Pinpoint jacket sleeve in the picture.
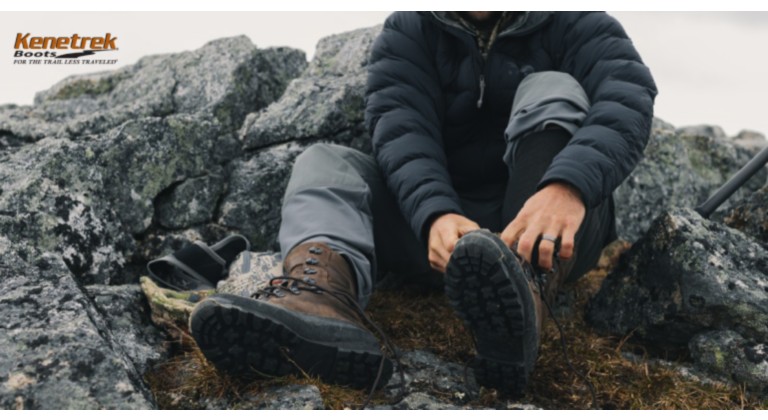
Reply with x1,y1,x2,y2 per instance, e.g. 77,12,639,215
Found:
365,12,464,242
540,12,658,208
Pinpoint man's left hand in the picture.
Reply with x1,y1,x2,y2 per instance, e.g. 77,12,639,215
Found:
500,182,585,271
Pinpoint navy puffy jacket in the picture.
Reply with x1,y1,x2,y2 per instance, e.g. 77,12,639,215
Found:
364,11,657,242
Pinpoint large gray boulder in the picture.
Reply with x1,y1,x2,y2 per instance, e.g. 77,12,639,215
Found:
216,142,306,249
219,26,382,250
613,129,766,242
588,207,768,389
689,330,767,393
732,129,768,154
675,124,727,140
0,35,307,409
0,136,134,284
0,37,306,142
86,284,169,375
0,239,155,409
724,184,768,246
240,25,380,153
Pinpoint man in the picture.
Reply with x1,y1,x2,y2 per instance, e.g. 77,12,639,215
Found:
189,11,656,396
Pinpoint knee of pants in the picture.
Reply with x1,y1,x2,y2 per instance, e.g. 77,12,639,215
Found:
505,71,590,146
285,143,369,197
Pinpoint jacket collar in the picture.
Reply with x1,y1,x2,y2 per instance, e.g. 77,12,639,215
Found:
425,11,553,39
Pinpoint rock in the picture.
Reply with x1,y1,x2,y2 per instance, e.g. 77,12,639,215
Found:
614,131,767,242
240,26,381,153
0,115,238,284
0,239,155,409
724,185,768,245
689,330,768,392
731,129,768,154
507,402,543,409
384,350,477,404
651,117,675,132
0,37,305,142
216,141,307,250
0,31,390,410
86,284,170,375
156,174,226,230
243,385,324,409
96,115,238,235
588,207,768,350
676,124,727,140
0,137,134,285
389,392,462,409
217,30,386,253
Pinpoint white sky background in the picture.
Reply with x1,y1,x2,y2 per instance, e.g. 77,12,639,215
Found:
2,11,768,137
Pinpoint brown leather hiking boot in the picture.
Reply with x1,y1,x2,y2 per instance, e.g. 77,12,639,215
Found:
443,229,573,397
189,242,392,389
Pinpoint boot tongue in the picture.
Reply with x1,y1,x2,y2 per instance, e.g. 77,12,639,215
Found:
284,242,359,299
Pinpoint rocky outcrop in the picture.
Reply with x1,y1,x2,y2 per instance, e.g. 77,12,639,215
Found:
0,36,305,409
220,26,381,249
689,330,767,393
588,207,768,390
0,239,155,409
240,25,379,153
732,130,768,154
0,37,304,141
613,124,766,242
724,184,768,246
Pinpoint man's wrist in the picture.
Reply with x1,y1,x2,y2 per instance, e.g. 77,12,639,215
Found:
542,180,585,206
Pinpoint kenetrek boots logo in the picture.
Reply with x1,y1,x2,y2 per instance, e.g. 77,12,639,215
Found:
13,33,119,65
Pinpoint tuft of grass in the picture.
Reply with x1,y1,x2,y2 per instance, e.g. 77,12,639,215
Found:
145,240,767,409
145,330,376,409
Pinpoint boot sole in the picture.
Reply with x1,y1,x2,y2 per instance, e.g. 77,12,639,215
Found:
189,294,393,390
444,230,539,397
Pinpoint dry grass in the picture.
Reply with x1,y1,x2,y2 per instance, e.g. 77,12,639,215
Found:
145,332,375,409
145,241,768,409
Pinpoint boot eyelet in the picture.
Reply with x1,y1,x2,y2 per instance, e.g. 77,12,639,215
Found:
304,268,317,275
306,258,319,265
309,246,323,254
303,277,316,285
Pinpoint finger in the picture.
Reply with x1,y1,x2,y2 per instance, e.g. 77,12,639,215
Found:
538,234,557,271
516,227,540,264
442,229,460,254
500,219,525,249
457,222,480,237
559,223,578,260
428,247,447,273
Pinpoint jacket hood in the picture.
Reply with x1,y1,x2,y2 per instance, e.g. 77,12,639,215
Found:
424,11,553,38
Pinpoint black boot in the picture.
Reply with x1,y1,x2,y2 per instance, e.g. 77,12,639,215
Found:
444,229,571,396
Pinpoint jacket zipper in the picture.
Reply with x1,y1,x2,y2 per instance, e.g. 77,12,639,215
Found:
477,74,486,109
429,12,531,110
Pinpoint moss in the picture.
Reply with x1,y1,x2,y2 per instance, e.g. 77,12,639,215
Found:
50,74,127,101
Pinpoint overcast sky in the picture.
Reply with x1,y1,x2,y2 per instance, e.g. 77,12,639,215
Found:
2,11,768,137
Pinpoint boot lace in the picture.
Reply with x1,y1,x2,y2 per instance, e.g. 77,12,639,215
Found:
252,275,406,409
519,252,599,409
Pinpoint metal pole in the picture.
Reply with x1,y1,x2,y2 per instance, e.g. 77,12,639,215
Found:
695,146,768,219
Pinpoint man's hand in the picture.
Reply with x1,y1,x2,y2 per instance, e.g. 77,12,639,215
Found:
428,213,480,272
500,182,585,271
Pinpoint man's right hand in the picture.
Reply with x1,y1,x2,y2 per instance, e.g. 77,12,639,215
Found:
428,213,480,273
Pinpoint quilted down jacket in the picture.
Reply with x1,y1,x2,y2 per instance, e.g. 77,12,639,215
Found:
364,11,657,241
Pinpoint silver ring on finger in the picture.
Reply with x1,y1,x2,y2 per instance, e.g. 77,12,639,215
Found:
541,233,558,243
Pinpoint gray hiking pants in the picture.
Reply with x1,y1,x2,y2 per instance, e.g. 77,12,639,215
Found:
278,72,615,306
